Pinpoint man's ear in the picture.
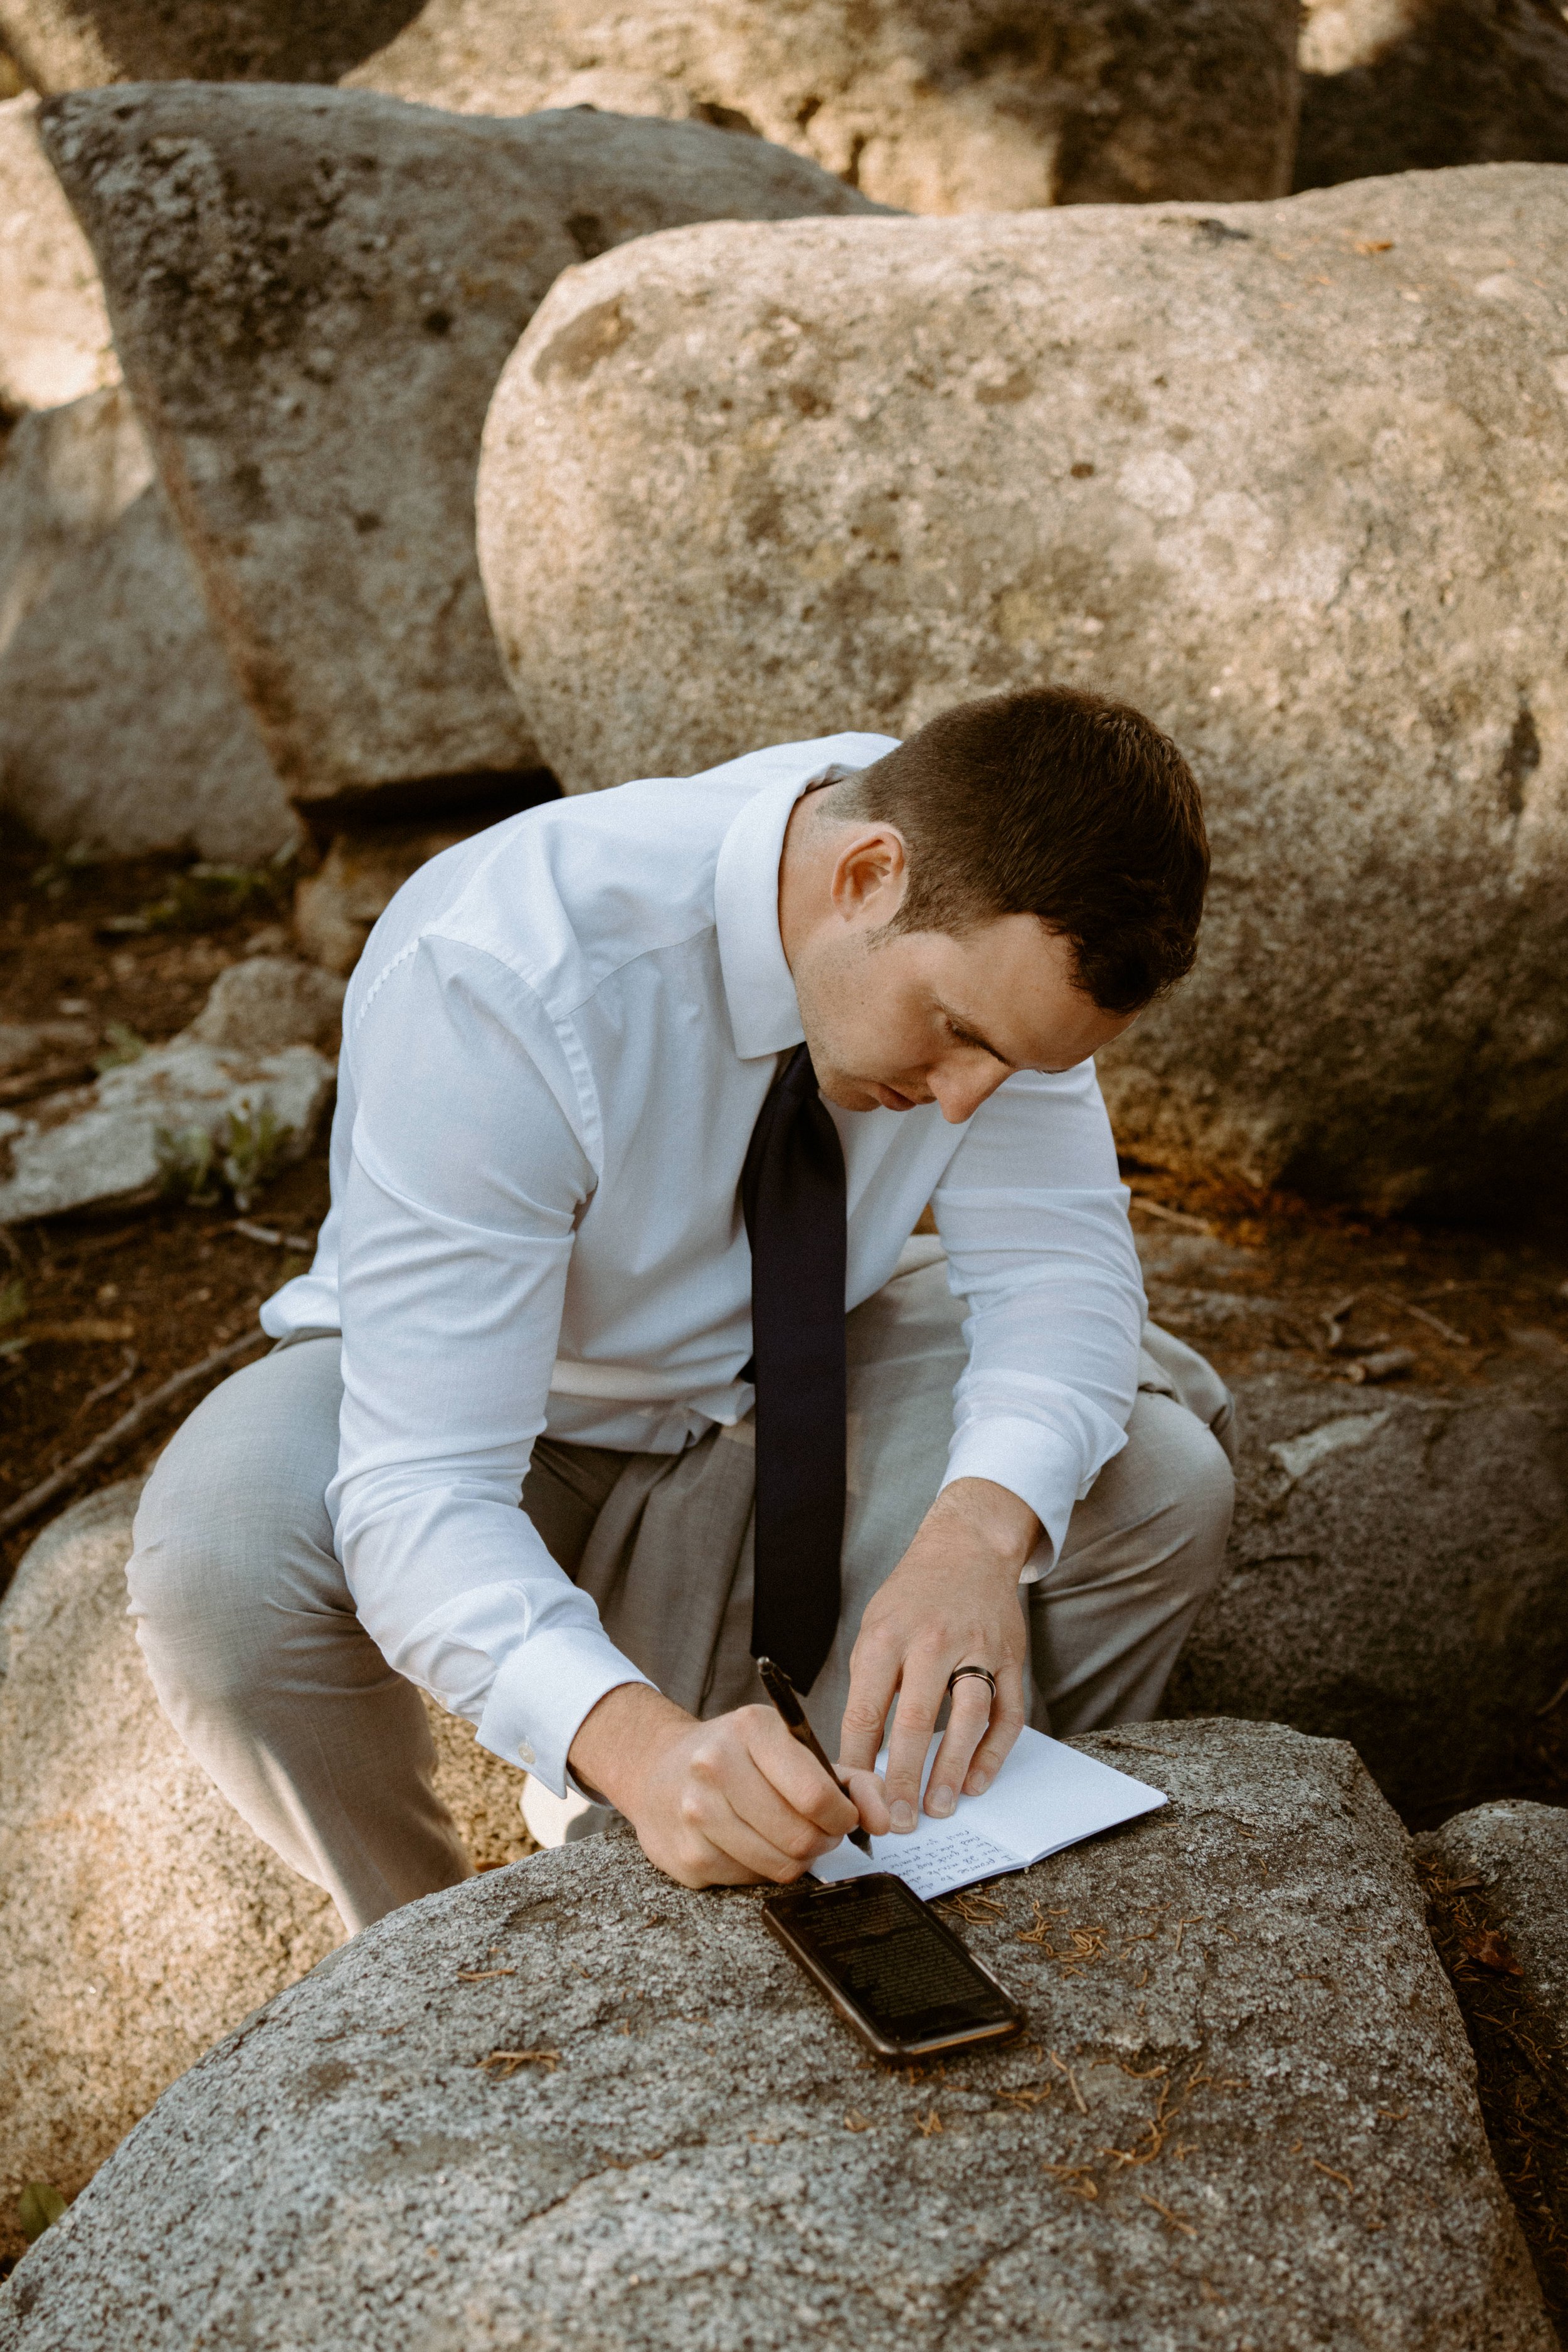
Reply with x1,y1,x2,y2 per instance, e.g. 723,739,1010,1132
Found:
830,825,908,926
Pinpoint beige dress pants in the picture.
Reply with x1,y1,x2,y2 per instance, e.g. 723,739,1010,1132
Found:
129,1249,1236,1933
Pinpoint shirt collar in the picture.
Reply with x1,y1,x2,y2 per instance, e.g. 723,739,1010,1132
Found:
714,759,862,1061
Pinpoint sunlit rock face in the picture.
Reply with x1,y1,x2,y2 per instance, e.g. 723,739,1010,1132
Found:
346,0,1302,213
40,85,884,825
477,165,1568,1214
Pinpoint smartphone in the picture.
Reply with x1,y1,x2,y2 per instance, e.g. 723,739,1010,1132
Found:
763,1872,1025,2061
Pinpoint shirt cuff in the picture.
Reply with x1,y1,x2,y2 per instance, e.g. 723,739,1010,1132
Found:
941,1414,1111,1585
476,1624,653,1797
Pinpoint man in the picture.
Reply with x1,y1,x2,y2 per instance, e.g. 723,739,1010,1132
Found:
130,687,1235,1932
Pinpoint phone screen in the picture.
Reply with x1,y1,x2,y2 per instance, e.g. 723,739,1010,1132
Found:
764,1873,1022,2055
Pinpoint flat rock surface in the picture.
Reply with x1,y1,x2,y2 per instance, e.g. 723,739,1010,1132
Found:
349,0,1300,212
1167,1359,1568,1818
1296,0,1568,190
1,1719,1552,2349
0,95,116,413
0,1480,532,2265
40,85,884,821
477,164,1568,1217
0,388,297,863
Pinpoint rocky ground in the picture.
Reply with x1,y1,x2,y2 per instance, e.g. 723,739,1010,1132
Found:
0,824,330,1586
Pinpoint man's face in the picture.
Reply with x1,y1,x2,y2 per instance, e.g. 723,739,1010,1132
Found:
779,802,1134,1125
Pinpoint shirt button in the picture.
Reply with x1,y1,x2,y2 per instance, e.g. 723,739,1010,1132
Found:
517,1742,536,1768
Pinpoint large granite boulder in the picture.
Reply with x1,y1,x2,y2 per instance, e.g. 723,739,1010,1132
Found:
0,1,425,90
0,1480,532,2268
477,164,1568,1215
38,87,885,829
1296,0,1568,190
0,94,116,413
1166,1360,1568,1820
0,1717,1551,2348
0,388,296,862
1419,1800,1568,2311
348,0,1301,212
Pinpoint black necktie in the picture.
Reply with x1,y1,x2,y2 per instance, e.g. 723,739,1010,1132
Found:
741,1042,847,1693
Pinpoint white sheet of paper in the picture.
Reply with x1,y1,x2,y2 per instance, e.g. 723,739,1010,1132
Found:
811,1724,1165,1901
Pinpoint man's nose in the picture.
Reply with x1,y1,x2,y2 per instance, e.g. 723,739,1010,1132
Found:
928,1061,1008,1125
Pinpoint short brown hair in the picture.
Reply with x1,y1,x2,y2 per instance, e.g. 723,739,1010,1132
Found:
836,686,1209,1014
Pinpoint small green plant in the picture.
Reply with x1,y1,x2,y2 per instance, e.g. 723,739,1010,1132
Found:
92,1020,149,1074
155,1123,221,1206
156,1106,297,1213
220,1103,295,1213
29,845,97,903
105,854,295,938
17,2183,66,2243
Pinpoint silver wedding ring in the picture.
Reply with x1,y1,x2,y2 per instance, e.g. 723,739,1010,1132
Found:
947,1663,997,1700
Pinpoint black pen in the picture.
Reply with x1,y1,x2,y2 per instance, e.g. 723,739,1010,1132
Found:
756,1656,873,1856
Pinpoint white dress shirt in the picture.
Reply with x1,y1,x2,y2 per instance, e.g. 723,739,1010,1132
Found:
262,733,1147,1795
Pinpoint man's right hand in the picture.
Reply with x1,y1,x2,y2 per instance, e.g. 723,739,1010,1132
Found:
568,1682,888,1887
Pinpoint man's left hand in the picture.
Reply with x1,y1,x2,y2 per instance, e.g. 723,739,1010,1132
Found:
835,1476,1037,1834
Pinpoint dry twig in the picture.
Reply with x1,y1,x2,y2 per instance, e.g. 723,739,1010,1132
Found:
1375,1290,1471,1347
0,1325,268,1536
73,1345,139,1419
1139,2190,1197,2237
1051,2052,1089,2114
1320,1295,1358,1352
1129,1196,1214,1235
937,1888,1005,1926
232,1219,315,1252
1042,2162,1099,2199
1017,1903,1107,1974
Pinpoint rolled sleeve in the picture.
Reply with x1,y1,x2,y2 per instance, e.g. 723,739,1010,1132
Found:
933,1059,1145,1574
942,1413,1085,1576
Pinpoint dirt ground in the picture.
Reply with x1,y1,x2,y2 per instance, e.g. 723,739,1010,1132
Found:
0,825,331,1587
